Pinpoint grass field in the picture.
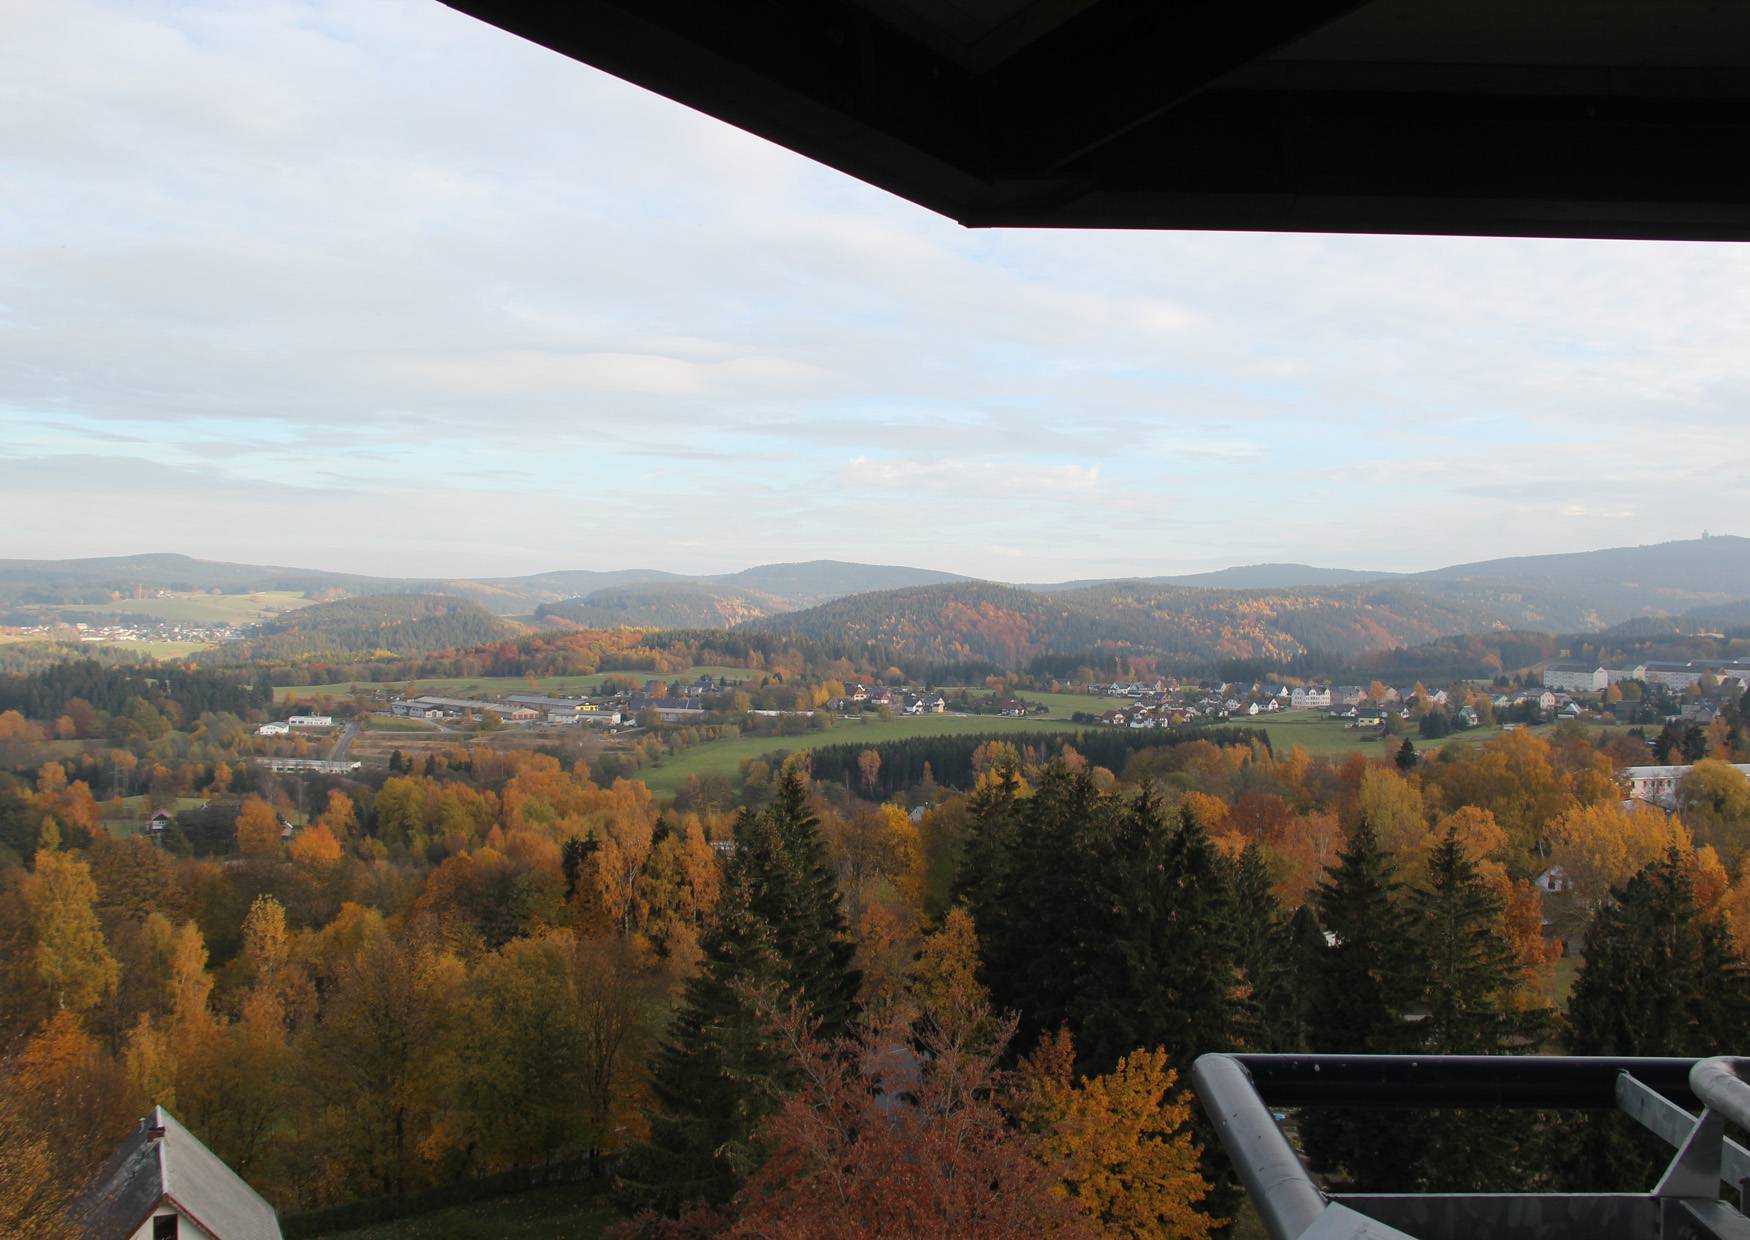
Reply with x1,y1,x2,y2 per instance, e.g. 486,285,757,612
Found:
25,590,311,626
361,715,442,733
305,1183,617,1240
937,687,1113,719
276,666,753,703
637,714,1082,795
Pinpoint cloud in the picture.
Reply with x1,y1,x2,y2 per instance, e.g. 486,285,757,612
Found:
841,457,1104,500
1,0,1746,580
382,350,829,398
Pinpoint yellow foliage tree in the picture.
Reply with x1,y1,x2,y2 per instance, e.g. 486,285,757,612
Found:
1548,802,1691,907
26,850,119,1014
289,822,342,869
1019,1028,1215,1240
909,906,991,1033
235,796,282,858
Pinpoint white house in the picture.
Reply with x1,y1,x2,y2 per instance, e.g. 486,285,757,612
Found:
71,1106,282,1239
1290,685,1332,710
286,715,333,728
1535,865,1572,894
256,721,289,736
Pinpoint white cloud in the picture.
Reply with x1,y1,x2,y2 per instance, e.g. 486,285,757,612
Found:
841,457,1104,500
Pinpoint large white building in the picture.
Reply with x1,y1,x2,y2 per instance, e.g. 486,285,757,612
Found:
1624,763,1750,809
1542,662,1608,693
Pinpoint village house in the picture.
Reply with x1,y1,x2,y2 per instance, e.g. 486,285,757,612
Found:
1289,685,1332,710
72,1106,282,1239
286,715,333,728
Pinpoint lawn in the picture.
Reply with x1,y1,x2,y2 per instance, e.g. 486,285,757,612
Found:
637,714,1084,796
937,687,1114,719
275,666,753,703
361,714,442,733
302,1183,618,1240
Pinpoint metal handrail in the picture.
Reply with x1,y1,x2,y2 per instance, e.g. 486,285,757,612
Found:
1191,1053,1327,1240
1691,1058,1750,1133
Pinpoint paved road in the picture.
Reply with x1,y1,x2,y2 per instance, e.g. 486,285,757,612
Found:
329,720,359,762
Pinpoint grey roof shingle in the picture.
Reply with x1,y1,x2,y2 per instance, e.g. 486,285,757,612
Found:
71,1107,281,1240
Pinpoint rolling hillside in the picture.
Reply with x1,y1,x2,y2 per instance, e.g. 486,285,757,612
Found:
204,595,517,662
5,538,1745,655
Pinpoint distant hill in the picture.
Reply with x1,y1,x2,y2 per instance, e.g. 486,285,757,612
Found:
5,537,1745,657
206,594,516,662
745,539,1750,668
539,582,777,630
1417,536,1750,611
0,554,965,621
1029,563,1393,591
743,577,1600,668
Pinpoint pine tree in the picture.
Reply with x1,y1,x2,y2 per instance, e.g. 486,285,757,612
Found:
1075,794,1240,1076
615,871,790,1213
1405,828,1551,1190
618,772,862,1213
758,770,860,1037
979,763,1098,1053
1227,844,1287,1050
1271,904,1327,1051
1303,816,1420,1189
1566,847,1750,1189
1412,827,1547,1055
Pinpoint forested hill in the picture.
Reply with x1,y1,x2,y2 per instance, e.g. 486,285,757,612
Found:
742,570,1750,669
204,594,516,662
538,582,778,630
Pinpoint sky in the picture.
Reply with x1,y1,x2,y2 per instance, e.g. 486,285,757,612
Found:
4,0,1749,583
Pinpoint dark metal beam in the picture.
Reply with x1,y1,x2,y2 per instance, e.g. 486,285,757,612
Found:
1334,1193,1657,1240
1230,1054,1702,1110
981,0,1372,173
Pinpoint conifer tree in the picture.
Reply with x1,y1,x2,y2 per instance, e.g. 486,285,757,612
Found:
1227,844,1287,1050
1566,847,1750,1189
616,870,790,1213
1303,816,1419,1188
1413,827,1547,1054
619,772,862,1213
1271,903,1327,1051
977,762,1097,1053
1405,827,1550,1190
757,770,860,1037
1075,793,1240,1076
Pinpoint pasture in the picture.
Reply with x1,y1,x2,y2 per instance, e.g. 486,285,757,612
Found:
636,713,1082,796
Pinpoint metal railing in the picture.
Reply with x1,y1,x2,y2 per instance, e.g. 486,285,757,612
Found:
1192,1053,1750,1240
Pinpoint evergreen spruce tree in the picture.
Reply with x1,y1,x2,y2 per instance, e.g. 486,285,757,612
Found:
1412,827,1547,1055
951,758,1023,931
1303,816,1420,1189
1405,827,1551,1190
753,771,860,1037
1271,903,1327,1052
616,870,790,1213
979,762,1098,1053
1075,795,1241,1075
1227,843,1287,1050
1565,848,1750,1189
618,772,862,1213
